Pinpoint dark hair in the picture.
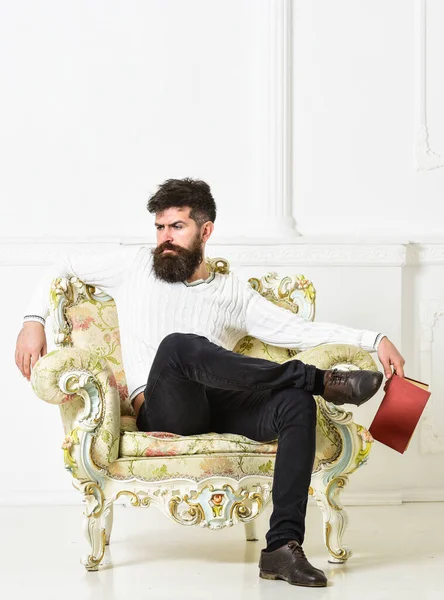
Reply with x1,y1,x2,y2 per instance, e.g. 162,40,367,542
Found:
147,178,217,226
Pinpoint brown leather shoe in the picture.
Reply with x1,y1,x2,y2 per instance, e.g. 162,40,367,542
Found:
322,369,383,406
259,541,327,587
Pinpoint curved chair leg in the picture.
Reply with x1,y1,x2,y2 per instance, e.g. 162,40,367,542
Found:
312,476,352,563
80,483,110,571
244,520,258,541
104,502,113,546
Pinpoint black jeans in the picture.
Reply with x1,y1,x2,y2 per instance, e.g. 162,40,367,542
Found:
136,333,318,547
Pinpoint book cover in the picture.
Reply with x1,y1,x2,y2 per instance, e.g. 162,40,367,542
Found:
368,374,431,454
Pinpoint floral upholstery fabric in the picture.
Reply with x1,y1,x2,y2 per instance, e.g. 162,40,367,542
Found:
120,426,278,458
107,454,277,482
119,412,339,474
64,294,133,416
232,335,299,363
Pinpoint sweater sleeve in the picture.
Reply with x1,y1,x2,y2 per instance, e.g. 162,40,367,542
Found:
242,281,381,352
23,245,139,326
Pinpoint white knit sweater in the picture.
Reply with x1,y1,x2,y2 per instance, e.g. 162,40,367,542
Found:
24,245,382,402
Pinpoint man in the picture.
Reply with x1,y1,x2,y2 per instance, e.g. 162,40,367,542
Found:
16,177,405,588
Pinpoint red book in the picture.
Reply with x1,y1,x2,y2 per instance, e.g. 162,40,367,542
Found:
368,374,431,454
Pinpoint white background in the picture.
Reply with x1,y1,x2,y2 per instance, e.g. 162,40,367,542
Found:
1,0,443,505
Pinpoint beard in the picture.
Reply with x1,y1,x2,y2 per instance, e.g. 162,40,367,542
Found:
151,234,204,283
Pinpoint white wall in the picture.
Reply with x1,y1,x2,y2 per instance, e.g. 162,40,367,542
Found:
1,1,443,506
0,0,264,239
292,0,444,238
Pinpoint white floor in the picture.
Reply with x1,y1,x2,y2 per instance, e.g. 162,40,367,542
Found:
0,502,443,600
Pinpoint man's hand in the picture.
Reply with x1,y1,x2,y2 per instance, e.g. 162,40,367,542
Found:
377,336,405,379
15,322,47,381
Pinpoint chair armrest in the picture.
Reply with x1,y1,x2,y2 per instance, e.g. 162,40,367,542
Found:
31,348,121,469
286,343,378,433
291,343,379,373
292,344,377,480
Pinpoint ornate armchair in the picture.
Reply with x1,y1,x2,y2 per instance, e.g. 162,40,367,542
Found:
31,257,377,571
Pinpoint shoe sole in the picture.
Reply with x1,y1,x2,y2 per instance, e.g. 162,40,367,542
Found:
259,569,327,587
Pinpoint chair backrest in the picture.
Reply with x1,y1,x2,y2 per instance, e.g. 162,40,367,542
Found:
50,256,316,416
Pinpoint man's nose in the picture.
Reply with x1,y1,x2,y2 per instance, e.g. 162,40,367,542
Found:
159,229,174,244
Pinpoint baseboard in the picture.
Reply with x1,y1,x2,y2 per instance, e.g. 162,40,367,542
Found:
308,490,444,505
0,490,83,507
0,491,127,507
402,489,444,502
308,491,403,506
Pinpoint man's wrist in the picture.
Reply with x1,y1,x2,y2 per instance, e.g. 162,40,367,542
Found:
374,333,387,350
130,386,146,409
23,316,45,328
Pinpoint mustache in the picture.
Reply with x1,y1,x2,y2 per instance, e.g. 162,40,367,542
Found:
153,242,184,255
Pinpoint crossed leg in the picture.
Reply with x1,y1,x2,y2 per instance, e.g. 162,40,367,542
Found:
135,333,317,545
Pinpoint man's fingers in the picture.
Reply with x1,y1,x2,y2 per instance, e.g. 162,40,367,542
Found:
379,340,406,380
18,351,42,380
19,354,26,379
16,351,24,376
31,352,40,370
23,353,31,380
394,360,405,378
15,348,21,371
381,357,393,379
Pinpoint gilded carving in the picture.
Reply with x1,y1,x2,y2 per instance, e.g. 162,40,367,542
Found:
325,477,347,511
115,490,151,507
325,522,351,562
84,482,105,518
169,495,205,526
353,425,373,472
83,528,107,571
62,427,79,477
248,272,315,320
205,257,230,274
176,484,267,529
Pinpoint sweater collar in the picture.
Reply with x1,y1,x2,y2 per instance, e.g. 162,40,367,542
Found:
182,271,216,287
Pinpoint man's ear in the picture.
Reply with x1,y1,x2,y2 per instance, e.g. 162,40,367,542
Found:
202,221,214,243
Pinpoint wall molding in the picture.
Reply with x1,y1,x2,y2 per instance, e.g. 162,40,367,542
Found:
207,243,408,267
407,244,444,265
0,240,121,266
415,0,443,171
5,239,444,267
249,0,299,238
419,300,444,454
0,238,413,267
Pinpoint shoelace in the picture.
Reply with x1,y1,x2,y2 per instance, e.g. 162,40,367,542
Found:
329,368,350,385
288,542,307,560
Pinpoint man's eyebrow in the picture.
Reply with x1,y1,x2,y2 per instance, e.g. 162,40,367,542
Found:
154,220,187,227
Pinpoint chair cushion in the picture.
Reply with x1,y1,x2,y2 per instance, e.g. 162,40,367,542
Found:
108,453,277,482
119,416,278,458
103,335,293,463
119,411,341,473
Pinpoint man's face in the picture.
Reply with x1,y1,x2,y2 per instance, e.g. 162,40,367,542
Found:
151,207,205,283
